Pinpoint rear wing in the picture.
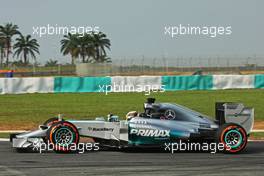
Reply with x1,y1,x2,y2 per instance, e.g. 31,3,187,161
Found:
215,102,254,134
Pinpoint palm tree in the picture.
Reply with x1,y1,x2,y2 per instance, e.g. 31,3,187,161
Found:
60,31,111,63
99,55,112,63
45,59,58,67
76,33,95,63
92,32,111,62
0,37,5,67
13,34,40,64
60,33,79,64
0,23,20,65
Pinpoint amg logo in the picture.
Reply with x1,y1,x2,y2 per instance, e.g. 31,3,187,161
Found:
130,129,170,137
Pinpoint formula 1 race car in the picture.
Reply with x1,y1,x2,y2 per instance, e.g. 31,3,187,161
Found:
10,98,254,153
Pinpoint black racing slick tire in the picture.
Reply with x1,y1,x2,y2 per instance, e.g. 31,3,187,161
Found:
47,121,79,152
43,117,64,144
217,123,248,153
43,117,63,127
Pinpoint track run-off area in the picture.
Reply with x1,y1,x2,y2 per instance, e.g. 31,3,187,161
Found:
0,141,263,176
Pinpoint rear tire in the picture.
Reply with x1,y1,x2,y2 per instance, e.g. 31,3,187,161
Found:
47,121,79,153
217,123,247,153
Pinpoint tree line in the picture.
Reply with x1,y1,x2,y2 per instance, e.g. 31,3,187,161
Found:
60,32,111,64
0,23,39,66
0,23,111,67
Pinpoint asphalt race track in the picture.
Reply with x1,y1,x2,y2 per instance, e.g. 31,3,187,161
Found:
0,141,263,176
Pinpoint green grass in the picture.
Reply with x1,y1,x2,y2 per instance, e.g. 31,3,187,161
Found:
0,89,263,129
0,133,9,138
250,132,264,139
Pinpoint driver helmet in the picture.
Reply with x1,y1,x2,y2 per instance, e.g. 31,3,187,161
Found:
126,111,138,121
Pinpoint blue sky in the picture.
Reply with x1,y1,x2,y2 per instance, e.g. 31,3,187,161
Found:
0,0,263,65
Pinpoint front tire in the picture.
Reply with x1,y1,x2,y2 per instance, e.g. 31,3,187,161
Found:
43,117,63,127
47,121,79,152
217,123,248,153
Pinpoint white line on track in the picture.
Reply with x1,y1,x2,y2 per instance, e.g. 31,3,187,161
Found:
0,138,9,141
0,130,27,133
0,166,26,176
249,139,264,142
252,130,264,132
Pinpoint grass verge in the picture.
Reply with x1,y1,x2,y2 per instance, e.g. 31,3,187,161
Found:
0,133,9,138
0,89,263,130
250,132,264,140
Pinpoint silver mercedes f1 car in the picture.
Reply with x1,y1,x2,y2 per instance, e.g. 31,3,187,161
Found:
10,98,254,153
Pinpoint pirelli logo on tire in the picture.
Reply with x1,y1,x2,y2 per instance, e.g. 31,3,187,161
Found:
130,129,170,137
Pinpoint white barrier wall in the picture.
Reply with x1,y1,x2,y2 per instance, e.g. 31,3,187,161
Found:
0,77,54,94
0,75,262,95
213,75,255,89
111,76,162,92
0,79,4,94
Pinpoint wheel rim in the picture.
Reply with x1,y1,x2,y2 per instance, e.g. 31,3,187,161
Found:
224,129,243,149
54,127,74,146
